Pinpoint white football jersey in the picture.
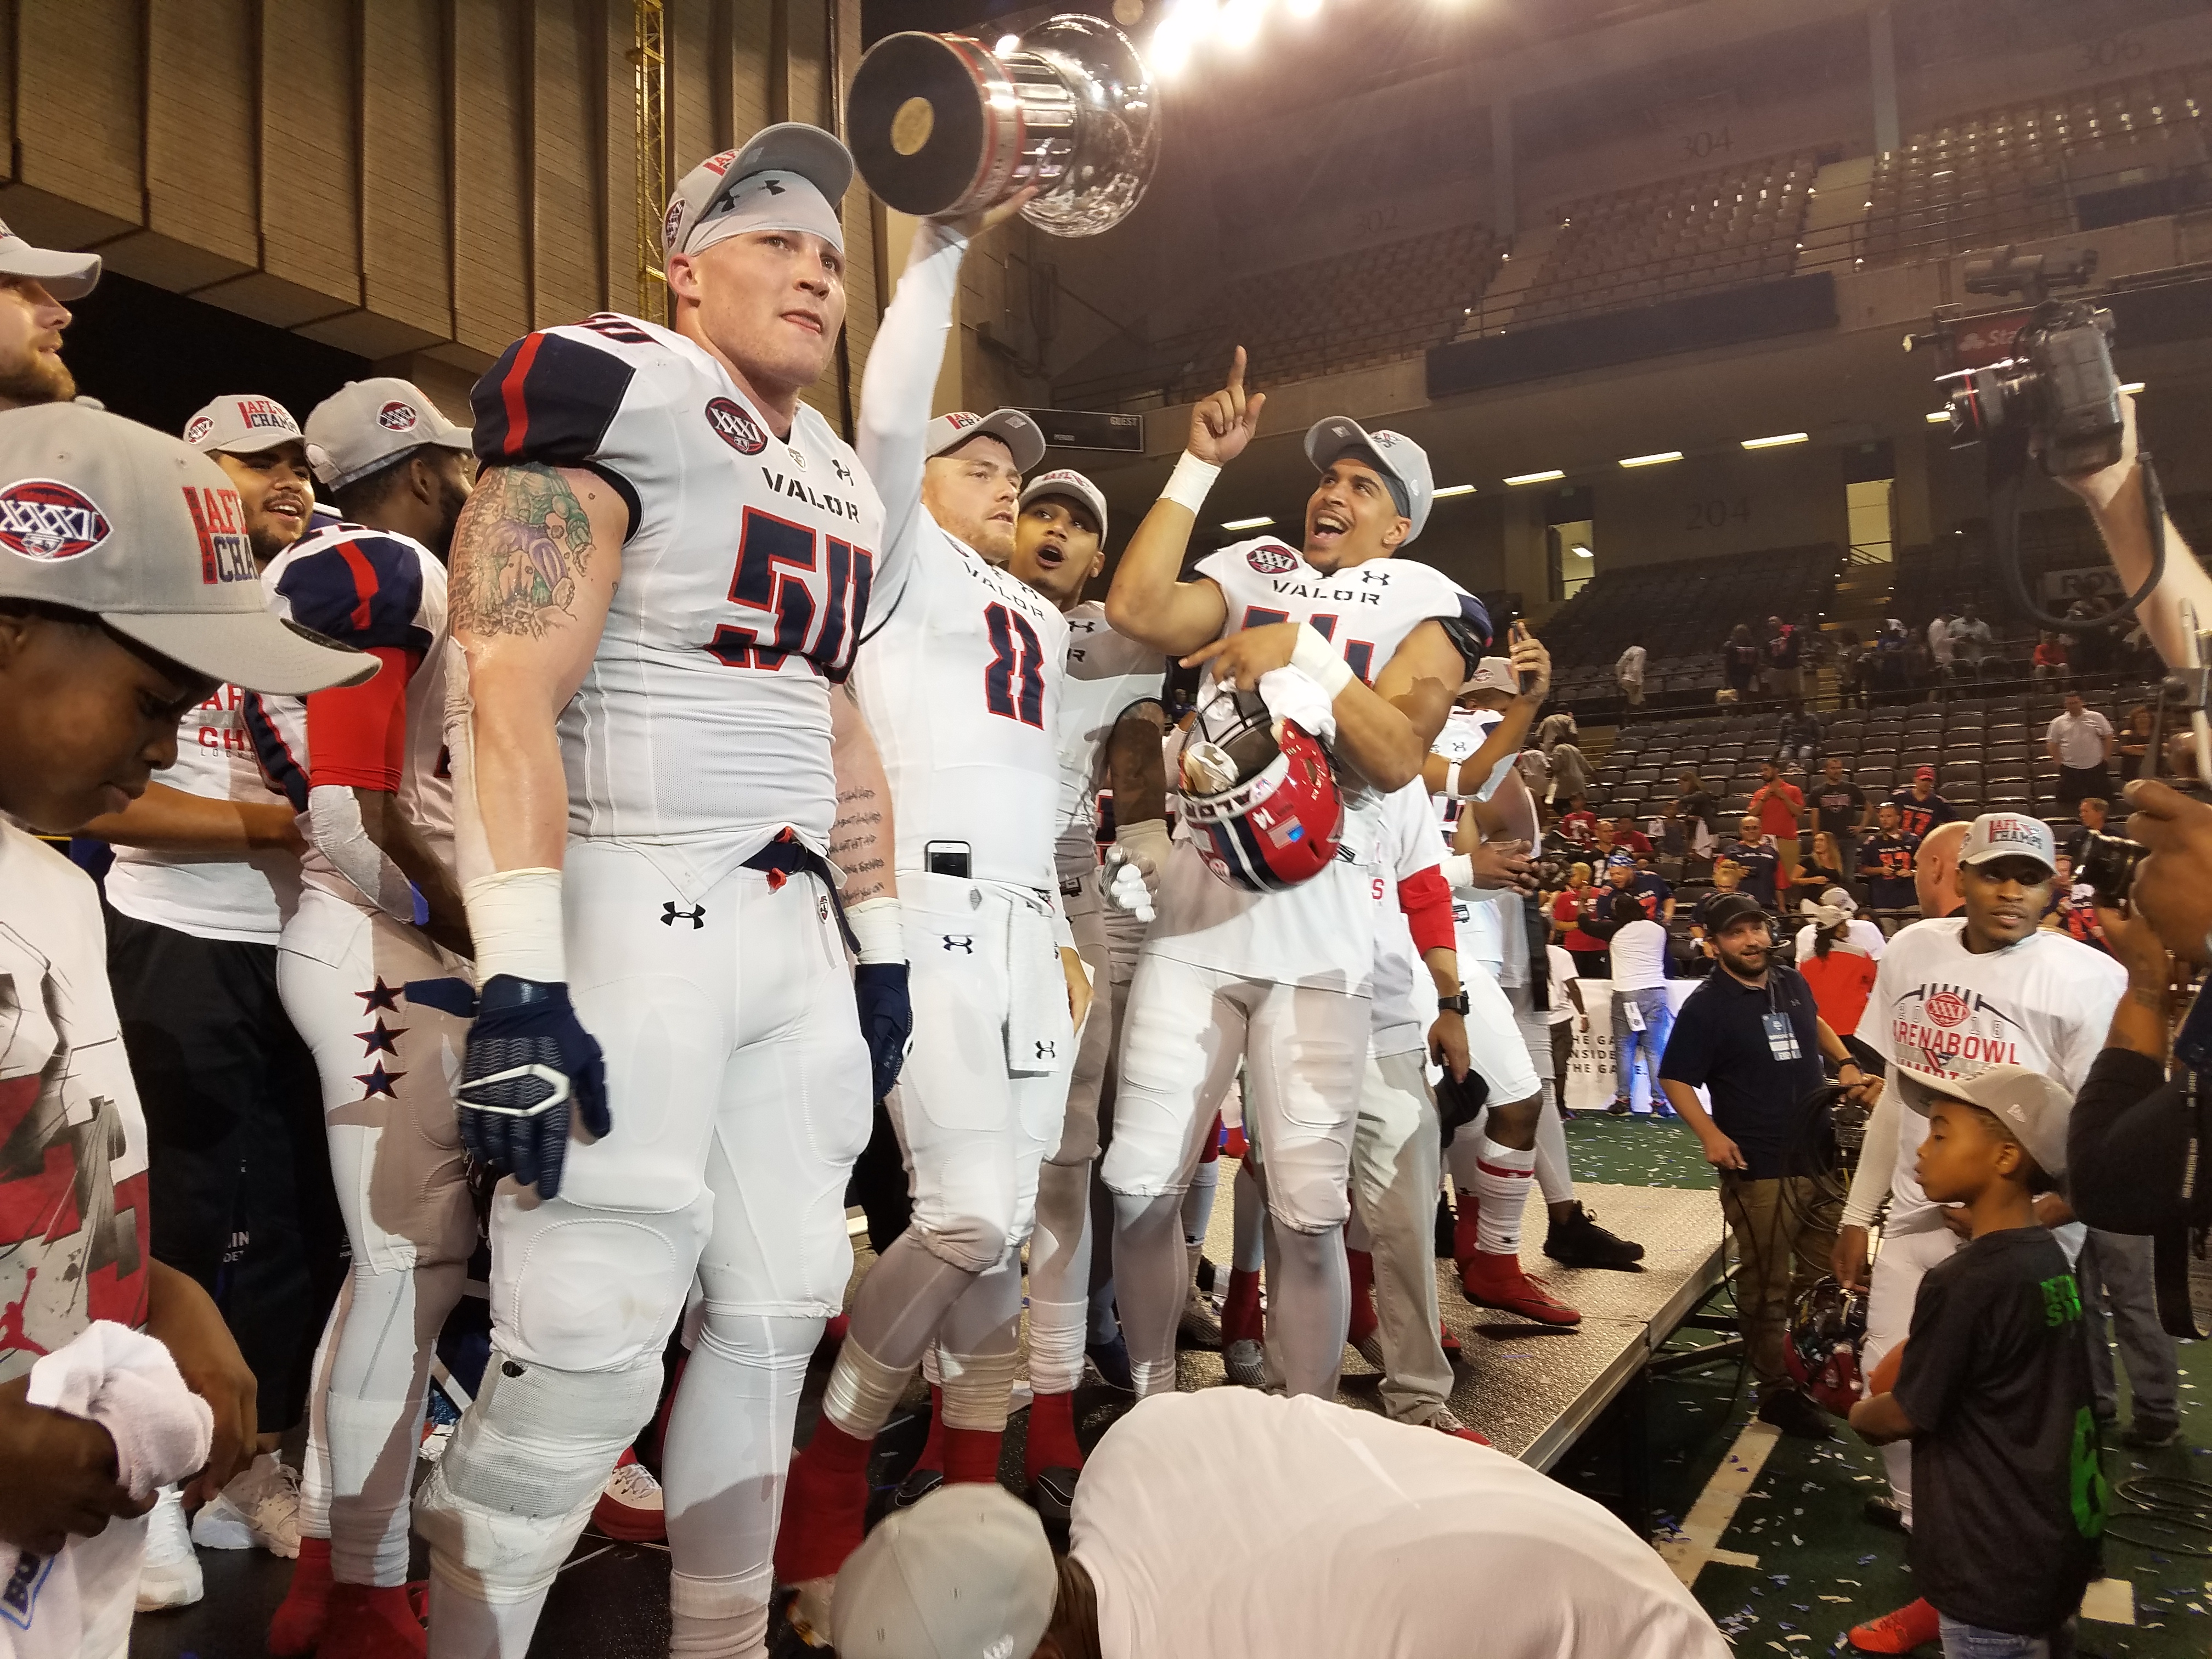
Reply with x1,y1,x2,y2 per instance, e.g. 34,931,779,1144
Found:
467,313,889,860
105,685,299,944
1430,706,1516,973
1054,600,1167,878
1866,918,2124,1232
1368,779,1443,1053
1146,538,1487,992
247,521,456,911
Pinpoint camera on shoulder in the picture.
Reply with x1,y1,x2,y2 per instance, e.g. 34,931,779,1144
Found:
1930,247,2123,476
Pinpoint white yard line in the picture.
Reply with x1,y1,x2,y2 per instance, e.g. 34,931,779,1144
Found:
1656,1418,1783,1586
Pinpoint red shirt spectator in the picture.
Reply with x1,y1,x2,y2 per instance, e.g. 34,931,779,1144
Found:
1799,936,1880,1036
1552,881,1605,952
1610,817,1652,858
1750,770,1803,842
1559,808,1598,843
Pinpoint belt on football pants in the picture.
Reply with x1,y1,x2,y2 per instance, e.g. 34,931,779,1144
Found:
744,829,860,955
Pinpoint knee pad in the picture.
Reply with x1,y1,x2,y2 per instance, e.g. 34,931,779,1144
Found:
498,1211,695,1372
906,1211,1008,1276
936,1345,1024,1432
416,1351,664,1598
1260,1143,1351,1235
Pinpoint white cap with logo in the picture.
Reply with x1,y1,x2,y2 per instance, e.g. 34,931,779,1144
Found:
1893,1060,2075,1179
1020,467,1108,539
1465,655,1519,698
831,1484,1057,1659
184,394,305,456
663,123,855,261
928,409,1046,475
1959,812,2057,879
304,379,471,493
0,219,99,301
0,403,371,693
1304,416,1434,544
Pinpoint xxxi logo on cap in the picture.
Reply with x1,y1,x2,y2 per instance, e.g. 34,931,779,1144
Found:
376,400,419,432
0,478,110,561
184,415,215,445
704,397,767,455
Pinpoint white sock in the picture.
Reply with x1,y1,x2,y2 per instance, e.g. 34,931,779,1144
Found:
1533,1088,1573,1209
428,1575,550,1658
1469,1137,1536,1255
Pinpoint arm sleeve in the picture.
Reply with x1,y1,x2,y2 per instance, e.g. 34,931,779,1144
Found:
2068,1049,2187,1234
303,646,417,792
1841,1087,1901,1229
306,782,419,923
1398,866,1455,958
856,219,968,613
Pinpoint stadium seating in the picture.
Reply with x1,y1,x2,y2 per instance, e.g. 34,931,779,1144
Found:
1863,64,2210,265
1511,150,1820,327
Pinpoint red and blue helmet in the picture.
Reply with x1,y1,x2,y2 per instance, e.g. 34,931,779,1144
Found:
1179,689,1344,892
1785,1274,1869,1418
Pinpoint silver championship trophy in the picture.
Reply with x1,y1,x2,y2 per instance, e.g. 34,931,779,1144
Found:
849,13,1158,238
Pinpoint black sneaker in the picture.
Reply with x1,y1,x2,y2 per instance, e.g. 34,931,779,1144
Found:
1543,1203,1647,1271
1757,1389,1835,1441
1086,1333,1135,1394
1606,1096,1632,1116
2121,1418,2181,1449
890,1464,944,1509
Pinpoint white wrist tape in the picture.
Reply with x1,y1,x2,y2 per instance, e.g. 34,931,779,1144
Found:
1290,622,1356,700
307,785,418,924
1441,853,1474,890
463,867,567,984
846,895,905,965
1160,451,1221,516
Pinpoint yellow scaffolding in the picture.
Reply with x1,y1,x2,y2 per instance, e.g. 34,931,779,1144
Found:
630,0,667,324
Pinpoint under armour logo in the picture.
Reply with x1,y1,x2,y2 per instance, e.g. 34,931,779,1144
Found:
942,934,974,953
662,902,706,929
761,178,785,195
832,457,853,483
1359,568,1391,584
1035,1040,1056,1059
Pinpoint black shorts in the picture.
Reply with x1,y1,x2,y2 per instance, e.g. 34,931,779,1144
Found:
104,905,346,1432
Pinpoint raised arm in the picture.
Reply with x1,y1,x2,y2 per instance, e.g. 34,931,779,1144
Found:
2057,393,2212,669
855,219,968,587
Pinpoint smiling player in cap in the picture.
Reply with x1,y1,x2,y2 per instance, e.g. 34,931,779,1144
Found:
415,122,902,1659
0,401,364,1658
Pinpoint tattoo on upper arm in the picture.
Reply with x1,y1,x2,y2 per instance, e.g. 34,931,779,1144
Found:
451,465,596,640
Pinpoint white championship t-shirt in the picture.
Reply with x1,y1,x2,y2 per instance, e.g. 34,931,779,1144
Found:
1865,918,2124,1232
1609,917,1670,992
104,684,299,945
1367,778,1443,1057
1071,1391,1728,1659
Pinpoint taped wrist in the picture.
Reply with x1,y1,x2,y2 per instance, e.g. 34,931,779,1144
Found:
464,867,567,984
845,896,905,965
1115,816,1172,871
1289,622,1356,700
1440,853,1474,890
307,784,417,923
1160,451,1221,516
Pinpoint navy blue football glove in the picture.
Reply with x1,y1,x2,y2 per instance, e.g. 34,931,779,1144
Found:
456,975,609,1200
855,961,913,1102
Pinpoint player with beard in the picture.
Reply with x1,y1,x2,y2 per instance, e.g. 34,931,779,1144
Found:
776,193,1095,1621
240,379,479,1659
81,397,337,1596
1098,351,1493,1403
1832,814,2123,1656
0,221,97,407
1008,467,1170,1507
416,129,902,1659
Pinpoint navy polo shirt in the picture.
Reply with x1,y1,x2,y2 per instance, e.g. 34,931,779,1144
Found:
1659,964,1830,1180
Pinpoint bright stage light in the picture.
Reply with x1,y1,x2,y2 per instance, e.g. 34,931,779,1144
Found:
1618,450,1683,468
1741,433,1808,449
1505,469,1564,486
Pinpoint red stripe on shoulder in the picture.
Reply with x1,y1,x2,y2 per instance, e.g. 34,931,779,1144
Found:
501,332,546,456
335,539,380,633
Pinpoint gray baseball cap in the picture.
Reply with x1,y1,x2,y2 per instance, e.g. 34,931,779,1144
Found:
0,219,99,301
929,409,1046,473
183,394,306,456
832,1484,1057,1659
663,123,855,259
0,402,372,693
304,378,470,492
1894,1060,2075,1179
1305,416,1434,544
1959,811,2058,879
1020,467,1108,540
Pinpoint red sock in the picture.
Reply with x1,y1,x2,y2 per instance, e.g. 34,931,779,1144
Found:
912,1384,947,1473
1346,1246,1378,1344
320,1582,427,1659
1452,1188,1483,1264
1025,1390,1083,1482
268,1536,334,1658
775,1418,874,1583
943,1426,1003,1485
1221,1266,1263,1345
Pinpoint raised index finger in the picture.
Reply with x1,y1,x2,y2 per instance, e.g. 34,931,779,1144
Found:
1225,345,1246,394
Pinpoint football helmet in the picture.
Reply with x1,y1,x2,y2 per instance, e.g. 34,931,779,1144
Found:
1785,1274,1869,1418
1179,688,1344,891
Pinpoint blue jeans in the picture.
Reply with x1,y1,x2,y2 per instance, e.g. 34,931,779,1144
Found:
1611,986,1673,1107
1940,1615,2075,1658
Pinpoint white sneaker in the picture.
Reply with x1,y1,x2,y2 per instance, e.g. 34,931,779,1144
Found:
136,1485,204,1611
1179,1282,1223,1350
418,1420,455,1465
189,1452,301,1558
1223,1338,1266,1388
591,1452,667,1542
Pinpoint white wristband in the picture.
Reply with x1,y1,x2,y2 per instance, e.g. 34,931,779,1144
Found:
463,867,566,984
1440,853,1473,890
1290,622,1356,699
1160,451,1221,516
847,895,905,965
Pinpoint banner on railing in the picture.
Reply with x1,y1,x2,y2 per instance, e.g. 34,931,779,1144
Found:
2040,565,2123,606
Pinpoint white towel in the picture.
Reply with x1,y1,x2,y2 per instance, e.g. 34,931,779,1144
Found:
26,1319,214,1499
1004,899,1066,1078
1256,665,1338,745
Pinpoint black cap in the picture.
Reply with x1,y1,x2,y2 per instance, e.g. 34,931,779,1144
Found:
1702,893,1771,935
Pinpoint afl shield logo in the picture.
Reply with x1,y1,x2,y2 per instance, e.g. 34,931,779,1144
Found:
706,397,767,454
184,415,215,445
377,400,419,432
1926,989,1970,1028
1246,545,1299,574
0,479,109,561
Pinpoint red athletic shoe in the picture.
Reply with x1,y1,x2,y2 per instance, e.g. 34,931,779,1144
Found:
268,1537,332,1657
1459,1251,1581,1326
317,1582,426,1659
1847,1597,1940,1655
591,1447,667,1542
1452,1190,1482,1265
1422,1405,1490,1444
1440,1322,1462,1357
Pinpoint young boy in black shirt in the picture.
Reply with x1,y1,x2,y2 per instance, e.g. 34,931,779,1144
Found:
1849,1062,2105,1656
